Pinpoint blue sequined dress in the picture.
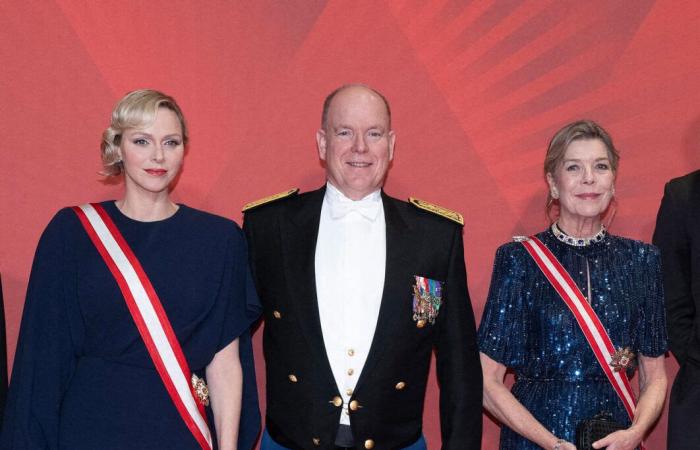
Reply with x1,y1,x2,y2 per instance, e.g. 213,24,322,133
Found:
478,228,667,449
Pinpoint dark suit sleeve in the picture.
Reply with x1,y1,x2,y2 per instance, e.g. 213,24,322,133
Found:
435,226,482,450
653,181,694,364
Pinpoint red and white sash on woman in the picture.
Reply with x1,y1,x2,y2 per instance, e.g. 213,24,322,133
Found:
73,203,213,450
520,236,638,420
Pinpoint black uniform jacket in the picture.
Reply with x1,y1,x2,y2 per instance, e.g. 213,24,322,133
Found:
653,170,700,448
243,187,482,450
653,170,700,366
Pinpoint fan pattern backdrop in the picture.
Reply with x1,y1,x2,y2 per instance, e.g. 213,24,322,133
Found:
2,1,700,448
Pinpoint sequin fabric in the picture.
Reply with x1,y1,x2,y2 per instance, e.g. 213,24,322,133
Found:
478,229,667,449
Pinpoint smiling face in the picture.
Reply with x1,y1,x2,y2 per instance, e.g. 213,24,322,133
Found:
547,138,615,227
316,86,396,200
118,107,185,200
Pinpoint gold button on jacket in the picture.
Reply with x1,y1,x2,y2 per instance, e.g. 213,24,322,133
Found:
349,400,360,411
273,310,282,319
288,374,298,383
364,439,375,449
395,381,406,390
331,396,342,407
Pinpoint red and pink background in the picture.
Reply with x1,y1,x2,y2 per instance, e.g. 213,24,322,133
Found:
2,1,699,448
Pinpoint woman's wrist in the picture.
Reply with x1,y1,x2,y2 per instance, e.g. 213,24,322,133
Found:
552,438,565,450
626,424,646,442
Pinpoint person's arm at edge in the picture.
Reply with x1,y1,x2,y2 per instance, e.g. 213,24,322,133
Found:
436,226,482,450
591,354,667,449
652,180,694,364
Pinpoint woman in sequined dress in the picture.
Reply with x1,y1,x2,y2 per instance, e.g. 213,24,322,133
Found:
478,120,667,450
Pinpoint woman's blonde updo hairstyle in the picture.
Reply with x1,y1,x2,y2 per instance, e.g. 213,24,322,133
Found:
544,119,620,221
101,89,188,176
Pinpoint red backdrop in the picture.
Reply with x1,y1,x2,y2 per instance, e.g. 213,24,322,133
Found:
2,1,699,448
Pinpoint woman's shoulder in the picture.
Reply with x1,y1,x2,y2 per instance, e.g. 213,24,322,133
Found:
491,235,541,266
179,205,240,229
606,234,660,259
43,205,84,233
177,205,246,245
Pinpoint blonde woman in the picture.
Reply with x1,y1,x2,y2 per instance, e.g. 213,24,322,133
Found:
1,90,261,450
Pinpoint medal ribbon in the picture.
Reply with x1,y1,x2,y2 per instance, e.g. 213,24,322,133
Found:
73,204,213,450
521,237,640,427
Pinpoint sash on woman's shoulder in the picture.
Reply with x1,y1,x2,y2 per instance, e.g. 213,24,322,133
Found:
520,236,638,420
73,203,213,450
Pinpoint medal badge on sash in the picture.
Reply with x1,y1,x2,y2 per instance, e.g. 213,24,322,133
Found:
412,275,443,328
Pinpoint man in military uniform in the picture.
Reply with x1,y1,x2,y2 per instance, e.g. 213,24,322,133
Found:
243,84,482,450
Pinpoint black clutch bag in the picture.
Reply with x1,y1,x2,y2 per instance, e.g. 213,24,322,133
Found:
575,412,625,449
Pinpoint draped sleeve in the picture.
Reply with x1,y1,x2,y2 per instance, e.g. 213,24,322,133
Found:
1,209,83,449
216,225,261,351
478,242,531,369
217,225,262,450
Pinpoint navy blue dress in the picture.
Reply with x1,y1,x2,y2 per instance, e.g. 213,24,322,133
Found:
1,202,262,449
478,229,667,449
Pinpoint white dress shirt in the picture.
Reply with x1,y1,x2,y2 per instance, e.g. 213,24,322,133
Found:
315,182,386,425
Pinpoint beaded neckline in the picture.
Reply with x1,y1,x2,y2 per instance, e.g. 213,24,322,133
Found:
551,222,606,247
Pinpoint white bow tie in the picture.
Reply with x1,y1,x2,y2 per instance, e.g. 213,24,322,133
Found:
329,197,381,221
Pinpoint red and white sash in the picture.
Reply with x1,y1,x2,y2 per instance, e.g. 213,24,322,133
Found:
520,236,637,420
73,203,213,450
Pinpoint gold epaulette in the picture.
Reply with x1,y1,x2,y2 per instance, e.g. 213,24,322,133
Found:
242,188,299,212
409,197,464,226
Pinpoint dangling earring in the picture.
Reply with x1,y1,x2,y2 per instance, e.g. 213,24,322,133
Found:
551,188,559,199
611,185,615,197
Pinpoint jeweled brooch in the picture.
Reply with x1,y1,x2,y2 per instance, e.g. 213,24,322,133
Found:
610,347,636,372
191,373,210,406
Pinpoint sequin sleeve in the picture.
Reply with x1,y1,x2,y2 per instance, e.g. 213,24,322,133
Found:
478,243,530,368
637,244,668,357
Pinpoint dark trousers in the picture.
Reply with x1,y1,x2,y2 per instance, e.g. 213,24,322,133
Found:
261,429,428,450
668,361,700,450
